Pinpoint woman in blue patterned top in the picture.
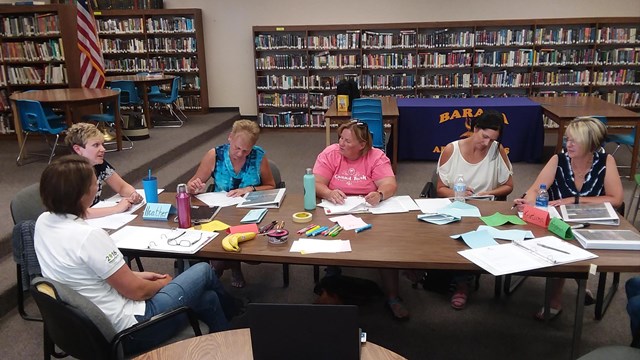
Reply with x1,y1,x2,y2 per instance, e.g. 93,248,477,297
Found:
514,117,623,320
187,119,276,287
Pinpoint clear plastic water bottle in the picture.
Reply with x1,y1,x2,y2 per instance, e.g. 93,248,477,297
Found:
176,183,192,228
453,174,466,203
303,168,316,210
535,184,549,209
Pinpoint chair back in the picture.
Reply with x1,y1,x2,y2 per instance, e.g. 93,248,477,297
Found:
136,72,162,95
16,100,65,134
268,159,285,188
110,81,141,105
11,182,45,224
351,98,384,149
168,76,181,102
30,277,117,360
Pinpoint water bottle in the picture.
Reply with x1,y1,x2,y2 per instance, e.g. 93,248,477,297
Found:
303,168,316,210
453,174,466,203
176,183,191,228
535,184,549,209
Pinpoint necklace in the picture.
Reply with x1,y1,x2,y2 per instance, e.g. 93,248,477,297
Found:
571,157,593,179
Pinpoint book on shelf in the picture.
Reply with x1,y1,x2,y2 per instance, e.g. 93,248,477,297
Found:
237,188,286,208
559,202,620,226
336,95,349,112
13,1,46,5
573,229,640,250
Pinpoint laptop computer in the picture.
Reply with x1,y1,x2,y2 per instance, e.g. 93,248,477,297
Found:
248,303,360,360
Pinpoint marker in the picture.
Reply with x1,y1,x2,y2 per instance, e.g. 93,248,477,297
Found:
511,193,527,210
329,226,343,237
571,223,590,229
305,225,321,236
355,224,372,233
310,226,328,237
322,224,339,236
297,224,316,234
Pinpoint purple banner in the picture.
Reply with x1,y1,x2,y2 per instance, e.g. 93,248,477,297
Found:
397,97,544,163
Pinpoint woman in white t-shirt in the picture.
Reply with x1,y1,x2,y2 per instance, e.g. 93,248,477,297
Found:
34,155,233,356
436,110,514,310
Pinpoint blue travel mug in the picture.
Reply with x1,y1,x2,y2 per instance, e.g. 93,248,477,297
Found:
142,176,159,203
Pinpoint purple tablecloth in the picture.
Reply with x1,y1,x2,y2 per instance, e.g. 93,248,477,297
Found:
397,97,543,162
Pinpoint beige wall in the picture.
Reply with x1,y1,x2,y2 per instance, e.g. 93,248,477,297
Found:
3,0,639,115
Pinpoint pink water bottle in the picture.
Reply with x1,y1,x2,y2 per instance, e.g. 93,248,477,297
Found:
176,183,191,228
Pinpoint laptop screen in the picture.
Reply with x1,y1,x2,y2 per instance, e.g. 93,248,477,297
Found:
248,303,360,360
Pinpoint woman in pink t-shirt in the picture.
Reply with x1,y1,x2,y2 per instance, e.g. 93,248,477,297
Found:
313,121,408,320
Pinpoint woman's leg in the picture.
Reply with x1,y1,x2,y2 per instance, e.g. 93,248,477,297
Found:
379,268,409,319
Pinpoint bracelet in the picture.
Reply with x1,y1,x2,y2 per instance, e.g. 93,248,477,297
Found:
377,191,384,202
251,185,257,192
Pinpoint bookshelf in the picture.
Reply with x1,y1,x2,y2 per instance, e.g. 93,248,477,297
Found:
0,4,80,137
253,18,640,128
93,8,208,112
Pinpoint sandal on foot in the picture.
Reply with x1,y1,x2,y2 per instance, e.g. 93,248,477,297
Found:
535,306,562,321
231,269,246,288
386,297,410,320
450,289,468,310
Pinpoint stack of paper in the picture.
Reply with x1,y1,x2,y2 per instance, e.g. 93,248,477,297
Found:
290,238,352,254
195,191,245,207
319,195,419,215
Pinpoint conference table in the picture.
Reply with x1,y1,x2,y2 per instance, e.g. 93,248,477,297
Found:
105,74,176,129
324,97,399,172
121,193,640,359
133,328,406,360
396,97,544,163
10,88,122,151
530,96,640,177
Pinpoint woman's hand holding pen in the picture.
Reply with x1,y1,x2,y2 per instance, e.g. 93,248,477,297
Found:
115,198,132,212
512,193,528,211
187,178,206,194
127,191,143,204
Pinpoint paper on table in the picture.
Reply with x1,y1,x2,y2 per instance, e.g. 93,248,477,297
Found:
396,195,420,211
476,225,534,241
106,188,165,203
195,191,245,207
414,198,452,214
85,213,137,230
450,230,499,248
289,238,352,254
318,196,368,215
368,196,415,214
328,214,368,230
439,201,481,217
92,200,146,214
480,212,526,226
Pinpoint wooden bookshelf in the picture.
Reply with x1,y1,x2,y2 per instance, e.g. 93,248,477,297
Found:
253,18,640,128
0,3,80,138
93,8,208,112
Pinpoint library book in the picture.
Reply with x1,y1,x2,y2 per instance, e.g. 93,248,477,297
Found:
573,229,640,250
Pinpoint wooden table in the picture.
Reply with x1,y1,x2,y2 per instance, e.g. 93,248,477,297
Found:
324,97,399,172
530,96,640,176
134,328,406,360
10,88,122,151
105,74,176,129
123,194,640,359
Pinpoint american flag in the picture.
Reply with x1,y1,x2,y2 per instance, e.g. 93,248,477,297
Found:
76,0,105,88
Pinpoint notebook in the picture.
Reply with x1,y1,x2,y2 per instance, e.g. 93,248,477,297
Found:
248,303,360,360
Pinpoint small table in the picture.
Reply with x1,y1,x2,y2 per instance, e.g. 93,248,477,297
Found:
530,96,640,176
324,97,399,172
10,88,122,151
133,328,407,360
105,74,176,129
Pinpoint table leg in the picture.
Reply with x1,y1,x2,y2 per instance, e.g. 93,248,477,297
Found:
11,100,24,152
64,105,73,127
141,84,152,129
114,96,122,151
392,118,398,173
325,116,331,146
630,120,639,177
572,278,586,359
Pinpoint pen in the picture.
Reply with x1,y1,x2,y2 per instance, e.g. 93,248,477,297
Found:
322,224,339,236
355,224,372,233
538,243,570,255
259,220,278,233
571,223,590,229
511,193,527,210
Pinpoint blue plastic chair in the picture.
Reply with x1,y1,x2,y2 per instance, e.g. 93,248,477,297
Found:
109,80,143,107
148,76,187,127
136,72,162,97
24,90,64,124
15,100,67,165
82,89,134,152
591,115,635,172
351,98,385,150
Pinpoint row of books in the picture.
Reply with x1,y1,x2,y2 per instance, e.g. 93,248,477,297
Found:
603,90,640,107
258,111,311,128
257,92,308,108
257,74,359,91
0,89,9,110
416,73,471,89
91,0,163,10
360,74,416,90
362,53,417,69
1,39,64,62
308,93,334,110
1,14,60,37
103,57,199,72
146,17,195,34
0,114,15,134
101,38,145,54
255,26,638,50
592,69,640,86
101,37,197,54
96,18,143,34
6,64,66,85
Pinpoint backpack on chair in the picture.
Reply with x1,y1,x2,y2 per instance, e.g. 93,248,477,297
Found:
336,79,360,111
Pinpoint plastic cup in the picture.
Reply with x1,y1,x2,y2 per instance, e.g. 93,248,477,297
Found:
142,177,158,204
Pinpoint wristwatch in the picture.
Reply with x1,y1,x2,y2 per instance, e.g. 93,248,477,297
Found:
378,191,384,202
251,185,257,192
574,194,580,204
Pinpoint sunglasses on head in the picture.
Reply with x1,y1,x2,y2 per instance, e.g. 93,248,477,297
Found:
349,119,368,129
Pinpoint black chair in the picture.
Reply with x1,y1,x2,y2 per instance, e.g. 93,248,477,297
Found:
31,276,203,360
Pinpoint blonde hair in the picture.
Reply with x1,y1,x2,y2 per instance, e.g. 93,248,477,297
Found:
337,120,373,156
566,117,607,153
231,119,260,144
65,122,102,148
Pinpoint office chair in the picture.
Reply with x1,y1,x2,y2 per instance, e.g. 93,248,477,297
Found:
82,88,134,152
351,98,385,151
15,99,67,166
31,276,204,360
148,76,187,127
